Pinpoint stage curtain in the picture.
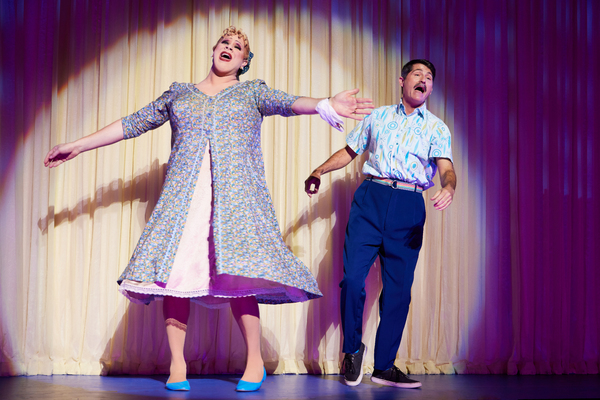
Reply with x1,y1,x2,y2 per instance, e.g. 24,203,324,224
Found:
0,0,598,376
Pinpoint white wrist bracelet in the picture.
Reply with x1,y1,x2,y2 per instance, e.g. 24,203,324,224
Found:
315,98,344,132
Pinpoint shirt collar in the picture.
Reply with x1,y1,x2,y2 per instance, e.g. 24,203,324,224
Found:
398,100,427,118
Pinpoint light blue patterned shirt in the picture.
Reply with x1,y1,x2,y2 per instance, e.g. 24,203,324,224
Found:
346,101,453,190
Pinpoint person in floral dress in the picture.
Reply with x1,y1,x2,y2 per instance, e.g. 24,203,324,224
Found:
44,26,372,392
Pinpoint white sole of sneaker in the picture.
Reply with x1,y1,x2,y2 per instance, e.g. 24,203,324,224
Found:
370,376,422,388
344,363,363,387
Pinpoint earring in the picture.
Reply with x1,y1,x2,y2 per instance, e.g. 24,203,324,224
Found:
239,51,254,75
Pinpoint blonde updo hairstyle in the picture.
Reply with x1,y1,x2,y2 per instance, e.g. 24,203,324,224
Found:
213,26,251,59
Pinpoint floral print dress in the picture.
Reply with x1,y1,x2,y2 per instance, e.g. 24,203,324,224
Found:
117,80,322,306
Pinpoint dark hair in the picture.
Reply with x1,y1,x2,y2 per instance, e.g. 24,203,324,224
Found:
401,59,436,81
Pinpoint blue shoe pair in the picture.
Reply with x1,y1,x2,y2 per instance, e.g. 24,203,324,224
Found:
165,379,190,391
235,368,267,392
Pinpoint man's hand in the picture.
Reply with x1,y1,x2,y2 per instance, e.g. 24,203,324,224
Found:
431,157,456,210
329,89,374,121
304,173,321,197
304,146,357,198
430,187,454,210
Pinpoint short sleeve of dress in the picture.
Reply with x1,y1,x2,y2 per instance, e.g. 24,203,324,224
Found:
252,79,300,117
428,120,453,162
345,113,373,156
122,83,180,139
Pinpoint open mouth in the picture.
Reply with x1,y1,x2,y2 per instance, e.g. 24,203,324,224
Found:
414,83,426,93
220,52,232,61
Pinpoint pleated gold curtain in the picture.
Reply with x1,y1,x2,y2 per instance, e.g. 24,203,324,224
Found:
1,0,598,376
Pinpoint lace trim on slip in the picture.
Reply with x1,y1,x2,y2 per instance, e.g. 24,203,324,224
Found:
118,282,311,305
165,318,187,332
120,282,296,298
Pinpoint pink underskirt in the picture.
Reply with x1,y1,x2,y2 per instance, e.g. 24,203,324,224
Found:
119,144,305,308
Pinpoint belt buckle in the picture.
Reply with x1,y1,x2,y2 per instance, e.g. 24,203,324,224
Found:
391,181,398,189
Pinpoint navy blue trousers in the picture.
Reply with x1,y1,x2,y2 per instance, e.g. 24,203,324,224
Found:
340,179,426,370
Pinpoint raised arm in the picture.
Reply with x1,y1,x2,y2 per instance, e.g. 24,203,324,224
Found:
305,145,358,197
292,89,374,121
44,119,124,168
430,158,457,210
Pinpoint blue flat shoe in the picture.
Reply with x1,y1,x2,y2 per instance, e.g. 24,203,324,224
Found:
235,368,266,392
166,379,190,391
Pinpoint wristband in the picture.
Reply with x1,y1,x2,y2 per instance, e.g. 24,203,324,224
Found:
315,98,344,132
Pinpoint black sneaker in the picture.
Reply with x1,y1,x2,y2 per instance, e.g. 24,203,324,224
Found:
342,343,366,386
371,365,422,388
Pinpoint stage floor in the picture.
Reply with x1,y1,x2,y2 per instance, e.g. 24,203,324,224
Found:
1,373,599,399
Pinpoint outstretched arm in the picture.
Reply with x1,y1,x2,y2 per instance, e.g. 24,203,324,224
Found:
44,119,124,168
292,89,374,121
430,158,456,210
305,145,358,197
